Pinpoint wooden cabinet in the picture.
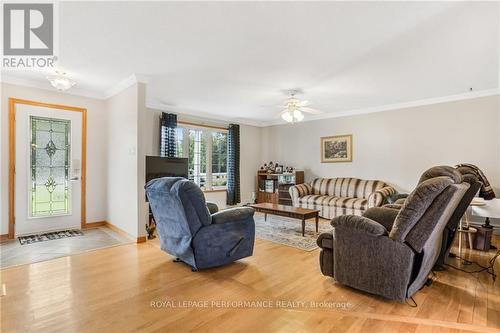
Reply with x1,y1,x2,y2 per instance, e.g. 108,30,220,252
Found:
256,171,304,206
257,191,279,204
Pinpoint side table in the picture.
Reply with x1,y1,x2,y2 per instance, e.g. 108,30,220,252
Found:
471,198,500,250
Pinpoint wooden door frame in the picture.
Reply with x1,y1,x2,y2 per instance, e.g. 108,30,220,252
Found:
8,98,87,239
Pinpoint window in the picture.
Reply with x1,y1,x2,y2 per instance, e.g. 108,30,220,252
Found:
175,125,227,190
211,132,227,188
174,127,183,157
188,129,207,187
30,116,71,217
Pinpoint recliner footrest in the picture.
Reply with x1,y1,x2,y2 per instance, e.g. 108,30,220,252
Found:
317,232,334,277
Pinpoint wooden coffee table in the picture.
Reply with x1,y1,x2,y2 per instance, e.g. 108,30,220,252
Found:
249,203,320,237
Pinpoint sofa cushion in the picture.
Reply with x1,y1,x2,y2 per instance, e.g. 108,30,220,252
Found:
298,195,368,211
310,178,388,198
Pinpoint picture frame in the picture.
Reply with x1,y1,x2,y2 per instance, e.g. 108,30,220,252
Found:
275,165,283,174
320,134,352,163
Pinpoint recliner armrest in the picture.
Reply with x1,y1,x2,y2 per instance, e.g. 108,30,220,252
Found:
331,215,388,236
317,232,333,249
211,207,255,224
206,202,219,214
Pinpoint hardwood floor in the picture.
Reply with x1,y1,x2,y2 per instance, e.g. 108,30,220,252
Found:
1,225,499,333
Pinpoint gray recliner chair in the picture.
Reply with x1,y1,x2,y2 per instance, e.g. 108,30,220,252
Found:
145,177,255,271
317,166,469,301
383,167,482,269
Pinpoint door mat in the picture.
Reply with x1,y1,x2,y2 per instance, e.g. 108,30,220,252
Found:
18,229,84,245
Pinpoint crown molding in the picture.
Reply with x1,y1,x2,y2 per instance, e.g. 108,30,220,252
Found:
1,72,151,101
104,74,150,99
0,73,106,99
146,101,266,128
2,72,498,127
264,88,500,127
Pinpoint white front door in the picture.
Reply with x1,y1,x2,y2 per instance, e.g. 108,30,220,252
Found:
15,104,83,236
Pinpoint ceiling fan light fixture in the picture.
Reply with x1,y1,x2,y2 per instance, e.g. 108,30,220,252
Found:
293,110,304,121
281,109,304,123
47,72,76,91
277,89,323,123
281,110,294,122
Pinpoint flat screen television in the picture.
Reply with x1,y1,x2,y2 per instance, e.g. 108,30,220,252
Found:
145,156,188,183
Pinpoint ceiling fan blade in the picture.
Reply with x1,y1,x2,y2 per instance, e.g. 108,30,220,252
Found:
300,107,323,115
258,104,286,108
298,100,310,107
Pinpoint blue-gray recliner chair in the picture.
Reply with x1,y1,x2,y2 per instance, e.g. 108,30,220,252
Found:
145,177,255,271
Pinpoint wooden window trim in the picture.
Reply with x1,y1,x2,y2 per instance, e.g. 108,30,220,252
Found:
202,189,227,193
177,120,228,132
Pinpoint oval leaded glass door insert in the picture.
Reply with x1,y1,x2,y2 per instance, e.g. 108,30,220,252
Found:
30,116,71,217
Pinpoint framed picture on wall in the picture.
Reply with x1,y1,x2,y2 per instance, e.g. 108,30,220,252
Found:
321,134,352,163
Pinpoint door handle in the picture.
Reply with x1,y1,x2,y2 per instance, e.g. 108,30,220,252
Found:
70,177,79,181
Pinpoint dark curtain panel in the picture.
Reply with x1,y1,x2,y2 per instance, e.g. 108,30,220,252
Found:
227,124,240,205
160,113,177,157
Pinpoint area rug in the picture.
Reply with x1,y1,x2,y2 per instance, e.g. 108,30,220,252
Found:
18,229,84,245
254,214,332,251
2,228,133,269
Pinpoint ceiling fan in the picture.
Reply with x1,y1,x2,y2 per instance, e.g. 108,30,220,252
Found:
278,90,323,123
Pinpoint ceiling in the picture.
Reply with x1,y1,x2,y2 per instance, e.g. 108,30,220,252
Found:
2,1,499,125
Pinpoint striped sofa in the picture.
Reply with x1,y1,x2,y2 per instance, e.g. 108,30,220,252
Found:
289,178,396,219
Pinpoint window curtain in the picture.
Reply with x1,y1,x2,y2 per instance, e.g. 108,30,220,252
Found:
160,112,177,157
227,124,240,205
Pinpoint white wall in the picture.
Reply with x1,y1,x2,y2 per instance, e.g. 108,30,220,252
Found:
261,94,500,194
105,83,140,237
239,124,262,205
262,94,500,229
136,83,148,237
146,107,262,209
0,83,108,235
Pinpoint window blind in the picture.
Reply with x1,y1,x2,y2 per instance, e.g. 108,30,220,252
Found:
226,124,240,205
